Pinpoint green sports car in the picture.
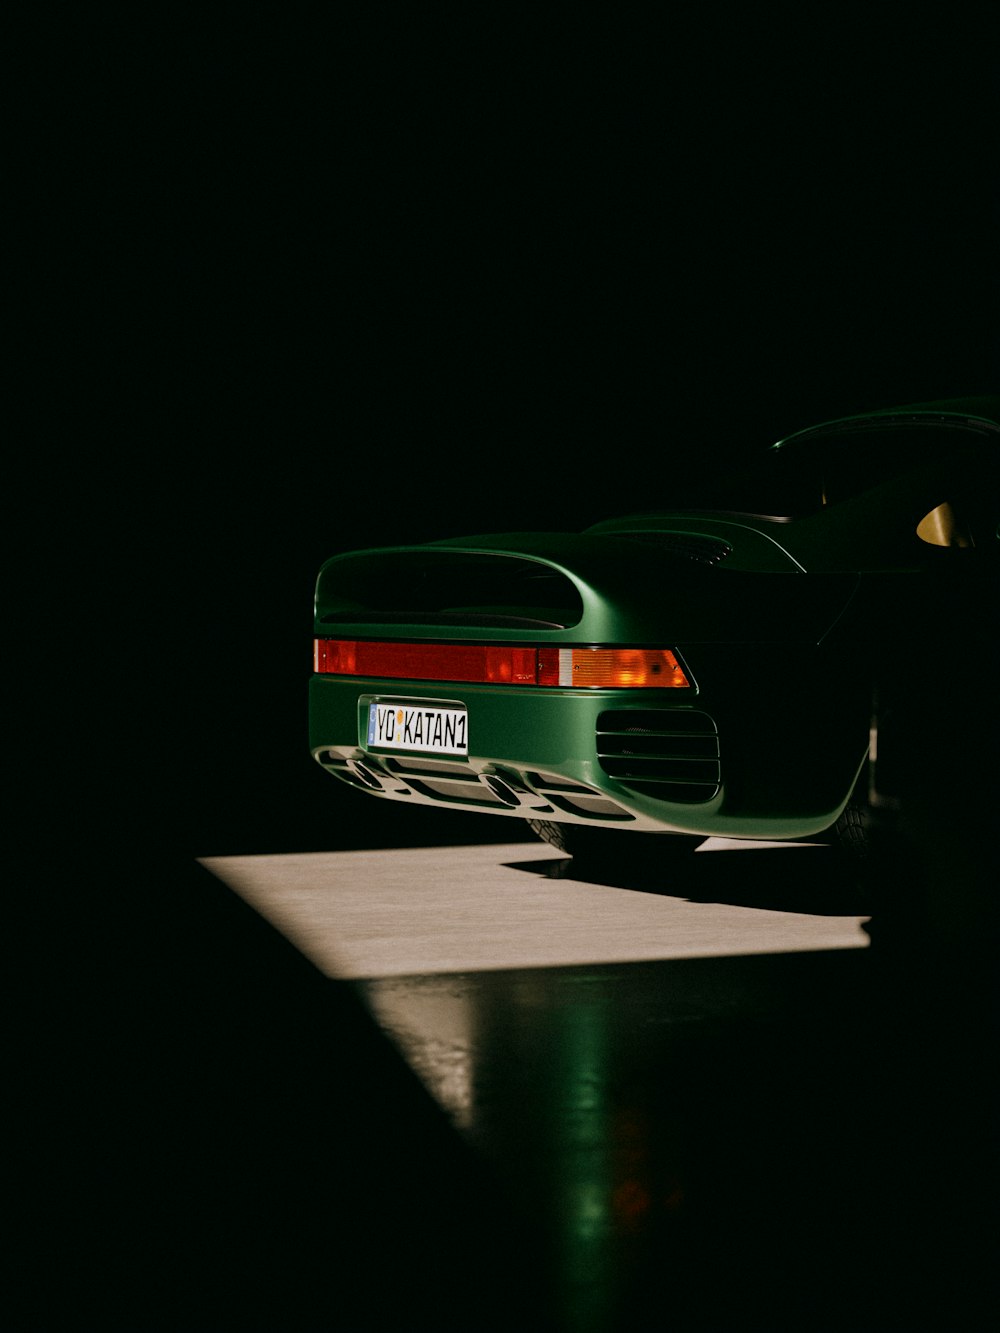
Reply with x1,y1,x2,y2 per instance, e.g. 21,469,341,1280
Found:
309,397,998,864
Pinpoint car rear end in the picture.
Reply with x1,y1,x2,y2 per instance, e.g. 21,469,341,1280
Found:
309,531,870,841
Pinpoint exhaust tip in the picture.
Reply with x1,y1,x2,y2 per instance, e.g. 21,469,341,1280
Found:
481,774,524,807
349,760,385,791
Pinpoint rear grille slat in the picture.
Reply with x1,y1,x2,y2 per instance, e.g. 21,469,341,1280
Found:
597,709,721,804
598,734,719,758
600,757,720,783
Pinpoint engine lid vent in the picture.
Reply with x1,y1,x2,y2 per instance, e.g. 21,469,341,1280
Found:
608,532,732,565
316,550,584,630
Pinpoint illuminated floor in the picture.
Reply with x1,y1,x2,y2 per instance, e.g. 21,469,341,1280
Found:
199,837,872,979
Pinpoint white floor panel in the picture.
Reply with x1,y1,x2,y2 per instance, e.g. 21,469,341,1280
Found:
199,840,870,979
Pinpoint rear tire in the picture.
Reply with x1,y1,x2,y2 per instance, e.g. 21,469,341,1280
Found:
829,794,873,860
526,819,703,869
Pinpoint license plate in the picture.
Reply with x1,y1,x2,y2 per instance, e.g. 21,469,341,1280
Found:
367,701,468,755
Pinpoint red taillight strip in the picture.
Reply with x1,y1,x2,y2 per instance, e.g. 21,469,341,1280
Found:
314,640,538,684
313,640,691,688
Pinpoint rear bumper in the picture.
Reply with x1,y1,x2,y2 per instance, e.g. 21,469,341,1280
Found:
308,672,866,839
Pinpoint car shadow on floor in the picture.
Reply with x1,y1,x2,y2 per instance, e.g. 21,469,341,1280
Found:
505,842,874,916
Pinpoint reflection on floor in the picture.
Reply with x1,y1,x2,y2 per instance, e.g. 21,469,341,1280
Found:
351,948,994,1332
364,954,890,1332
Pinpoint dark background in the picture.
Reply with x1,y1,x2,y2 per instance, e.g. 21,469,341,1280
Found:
17,13,998,1329
36,7,999,859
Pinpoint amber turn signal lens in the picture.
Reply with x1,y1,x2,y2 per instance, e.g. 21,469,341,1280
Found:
536,647,690,688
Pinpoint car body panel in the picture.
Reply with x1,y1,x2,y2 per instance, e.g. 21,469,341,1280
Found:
310,398,998,844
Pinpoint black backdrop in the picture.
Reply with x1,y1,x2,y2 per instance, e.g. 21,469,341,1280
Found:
42,8,998,859
17,21,996,1328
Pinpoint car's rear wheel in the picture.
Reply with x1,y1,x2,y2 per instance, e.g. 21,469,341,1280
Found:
526,819,703,869
829,799,871,857
825,774,874,863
